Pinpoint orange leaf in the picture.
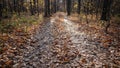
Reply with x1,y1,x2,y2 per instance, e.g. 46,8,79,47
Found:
5,60,13,65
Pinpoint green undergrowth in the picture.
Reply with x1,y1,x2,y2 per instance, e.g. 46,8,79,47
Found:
114,15,120,25
0,14,43,33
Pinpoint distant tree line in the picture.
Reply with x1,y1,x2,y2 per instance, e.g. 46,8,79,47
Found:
0,0,44,18
64,0,119,33
0,0,120,33
0,0,120,19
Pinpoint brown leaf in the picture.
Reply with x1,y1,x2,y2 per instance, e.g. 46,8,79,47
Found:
5,60,13,65
2,47,8,51
81,58,87,63
54,41,58,45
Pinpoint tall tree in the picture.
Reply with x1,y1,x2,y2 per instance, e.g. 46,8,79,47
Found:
36,0,39,15
33,0,37,14
77,0,81,14
44,0,50,17
100,0,112,21
66,0,71,16
13,0,16,12
61,0,66,12
53,0,57,13
0,3,2,20
95,0,100,19
100,0,113,33
20,0,24,12
30,0,34,15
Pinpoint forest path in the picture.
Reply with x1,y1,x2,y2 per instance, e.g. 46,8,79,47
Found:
15,12,119,68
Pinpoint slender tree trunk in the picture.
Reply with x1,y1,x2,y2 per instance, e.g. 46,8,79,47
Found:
37,0,39,15
30,0,34,15
96,0,100,19
48,0,50,16
100,0,108,21
44,0,48,17
66,0,71,16
100,0,113,33
100,0,112,21
0,3,2,20
33,0,37,14
20,0,24,12
77,0,81,14
44,0,50,17
13,0,16,12
85,2,89,24
17,1,20,15
53,0,57,13
8,0,12,14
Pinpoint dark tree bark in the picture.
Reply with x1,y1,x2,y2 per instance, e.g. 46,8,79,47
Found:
71,0,74,12
85,1,89,24
95,0,100,19
100,0,113,33
77,0,81,14
44,0,50,17
0,3,2,20
100,0,112,21
48,0,50,15
50,0,53,14
13,0,16,12
33,0,37,14
8,0,13,13
53,0,57,13
36,0,39,15
66,0,71,16
30,0,34,15
17,1,21,15
20,0,24,12
44,0,48,17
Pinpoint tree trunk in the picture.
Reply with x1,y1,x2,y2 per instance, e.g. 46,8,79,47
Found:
48,0,50,16
100,0,112,21
44,0,50,17
0,3,2,20
66,0,71,16
30,0,34,15
53,0,57,13
13,0,16,12
100,0,113,33
77,0,81,14
37,0,39,15
33,0,37,14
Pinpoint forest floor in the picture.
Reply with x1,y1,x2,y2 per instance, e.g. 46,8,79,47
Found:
0,12,120,68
